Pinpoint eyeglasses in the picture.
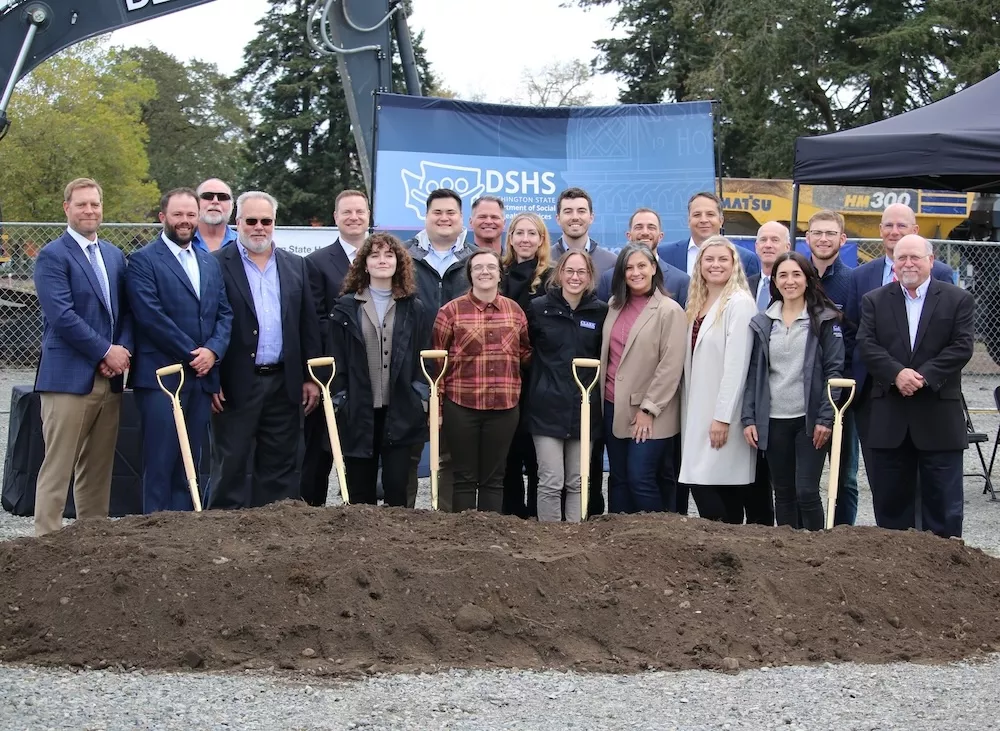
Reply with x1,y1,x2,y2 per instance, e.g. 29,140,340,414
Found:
199,192,232,202
471,264,499,273
807,229,841,238
895,254,930,263
563,268,589,279
244,217,274,227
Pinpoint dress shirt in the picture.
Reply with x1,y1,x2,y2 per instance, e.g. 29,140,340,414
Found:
67,227,111,314
162,233,201,296
192,226,238,253
415,230,465,278
239,243,283,365
432,292,531,411
882,256,897,286
340,239,358,264
756,274,771,311
685,237,700,277
902,278,930,350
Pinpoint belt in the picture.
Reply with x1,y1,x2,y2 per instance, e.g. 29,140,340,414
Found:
254,362,284,375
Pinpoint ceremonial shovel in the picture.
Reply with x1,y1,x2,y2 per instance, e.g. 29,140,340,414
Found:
307,357,350,505
572,358,602,521
419,349,449,511
825,377,857,530
155,364,202,512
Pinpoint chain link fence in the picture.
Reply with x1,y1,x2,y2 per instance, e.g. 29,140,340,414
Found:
1,223,999,374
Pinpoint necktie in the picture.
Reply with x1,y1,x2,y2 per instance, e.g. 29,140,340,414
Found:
86,243,113,323
756,276,770,311
180,248,200,298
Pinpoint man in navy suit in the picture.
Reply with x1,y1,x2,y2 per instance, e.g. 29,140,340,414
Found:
847,203,954,484
32,178,133,536
657,192,760,279
126,188,233,513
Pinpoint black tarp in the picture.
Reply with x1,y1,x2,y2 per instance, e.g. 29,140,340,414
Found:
793,72,1000,192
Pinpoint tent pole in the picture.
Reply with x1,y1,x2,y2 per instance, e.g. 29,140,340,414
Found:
790,183,801,243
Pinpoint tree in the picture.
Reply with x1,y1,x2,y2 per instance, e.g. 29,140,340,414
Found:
0,41,160,221
114,46,250,200
237,0,438,225
520,60,595,106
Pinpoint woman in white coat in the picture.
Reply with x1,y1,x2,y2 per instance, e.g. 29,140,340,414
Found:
679,235,757,523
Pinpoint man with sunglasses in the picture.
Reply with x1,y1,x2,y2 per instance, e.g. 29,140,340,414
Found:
193,179,238,253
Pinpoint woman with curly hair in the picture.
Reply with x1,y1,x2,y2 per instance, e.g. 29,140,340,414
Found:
741,251,844,530
679,235,757,524
328,232,431,506
499,212,553,518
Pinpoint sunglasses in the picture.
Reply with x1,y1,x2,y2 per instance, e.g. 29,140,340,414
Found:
244,217,274,227
199,192,232,202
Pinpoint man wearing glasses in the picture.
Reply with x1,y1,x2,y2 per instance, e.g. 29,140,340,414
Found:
193,179,238,253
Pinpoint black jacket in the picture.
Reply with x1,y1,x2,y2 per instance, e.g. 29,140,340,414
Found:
328,293,431,457
213,246,322,407
405,236,477,330
306,239,352,353
524,290,608,440
501,258,552,315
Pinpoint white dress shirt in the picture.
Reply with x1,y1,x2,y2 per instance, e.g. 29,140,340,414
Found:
162,233,201,296
902,278,930,350
340,239,358,264
685,237,700,277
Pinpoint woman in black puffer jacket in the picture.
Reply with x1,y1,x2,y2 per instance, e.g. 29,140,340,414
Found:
499,212,552,518
525,249,607,521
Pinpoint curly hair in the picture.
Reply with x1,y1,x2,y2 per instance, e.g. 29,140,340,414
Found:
340,232,417,298
502,212,552,294
685,235,751,324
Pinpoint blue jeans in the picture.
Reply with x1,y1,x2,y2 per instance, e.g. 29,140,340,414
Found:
604,401,667,514
833,409,859,526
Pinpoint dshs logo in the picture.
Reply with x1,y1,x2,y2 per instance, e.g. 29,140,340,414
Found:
124,0,180,11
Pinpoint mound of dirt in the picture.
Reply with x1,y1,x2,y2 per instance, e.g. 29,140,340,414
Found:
1,502,999,675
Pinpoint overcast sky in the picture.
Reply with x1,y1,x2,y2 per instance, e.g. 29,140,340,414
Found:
108,0,625,103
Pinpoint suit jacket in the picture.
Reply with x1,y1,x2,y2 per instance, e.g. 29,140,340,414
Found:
600,289,687,440
846,255,954,386
33,232,133,394
215,245,323,407
856,279,974,451
597,258,690,309
306,239,352,353
125,237,233,394
658,238,761,278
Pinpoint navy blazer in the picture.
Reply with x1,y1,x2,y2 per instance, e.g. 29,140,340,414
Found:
596,257,690,309
125,237,233,394
34,232,133,395
215,245,323,407
657,237,761,279
846,255,954,387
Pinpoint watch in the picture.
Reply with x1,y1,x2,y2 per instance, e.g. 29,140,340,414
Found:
641,407,653,416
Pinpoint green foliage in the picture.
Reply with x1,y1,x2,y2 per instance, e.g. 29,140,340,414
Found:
577,0,1000,178
0,41,161,222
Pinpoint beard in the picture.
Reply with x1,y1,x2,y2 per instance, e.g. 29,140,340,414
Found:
200,210,227,225
239,230,272,254
164,219,195,245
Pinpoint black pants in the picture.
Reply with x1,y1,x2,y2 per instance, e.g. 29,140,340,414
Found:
672,438,689,514
442,399,519,513
657,436,679,514
300,408,332,507
687,483,746,524
343,408,411,507
502,426,538,518
744,450,775,525
766,416,826,530
209,371,301,509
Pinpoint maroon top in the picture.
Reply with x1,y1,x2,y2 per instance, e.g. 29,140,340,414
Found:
691,315,705,353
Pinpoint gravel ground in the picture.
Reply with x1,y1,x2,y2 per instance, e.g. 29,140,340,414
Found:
1,367,998,729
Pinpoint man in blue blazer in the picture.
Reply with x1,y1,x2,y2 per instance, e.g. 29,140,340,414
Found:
126,188,233,513
846,203,954,483
32,178,133,536
657,192,760,279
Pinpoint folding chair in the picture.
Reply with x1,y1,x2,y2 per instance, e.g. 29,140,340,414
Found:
963,394,996,501
989,386,1000,478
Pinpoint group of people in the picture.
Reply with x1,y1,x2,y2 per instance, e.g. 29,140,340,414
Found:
32,177,975,542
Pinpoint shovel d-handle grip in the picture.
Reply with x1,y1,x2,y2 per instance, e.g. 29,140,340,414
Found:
155,363,185,397
307,357,336,391
420,349,449,388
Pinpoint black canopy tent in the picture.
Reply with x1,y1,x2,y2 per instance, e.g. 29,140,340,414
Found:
790,71,1000,230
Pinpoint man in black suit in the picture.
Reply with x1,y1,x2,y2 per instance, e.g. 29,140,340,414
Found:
300,189,370,506
209,191,323,509
856,234,974,538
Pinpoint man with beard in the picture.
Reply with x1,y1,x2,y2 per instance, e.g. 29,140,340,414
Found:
596,208,689,307
126,188,233,513
302,189,370,506
192,178,238,253
209,192,322,509
467,195,506,254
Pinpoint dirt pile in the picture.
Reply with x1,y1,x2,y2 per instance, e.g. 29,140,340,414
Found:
1,502,999,675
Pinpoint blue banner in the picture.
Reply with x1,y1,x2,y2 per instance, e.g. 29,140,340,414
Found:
373,94,717,248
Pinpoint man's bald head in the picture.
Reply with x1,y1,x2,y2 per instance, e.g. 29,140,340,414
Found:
755,220,790,274
879,203,918,256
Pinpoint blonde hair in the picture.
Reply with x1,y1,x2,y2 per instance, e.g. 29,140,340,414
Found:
502,212,552,295
685,235,751,324
551,249,596,295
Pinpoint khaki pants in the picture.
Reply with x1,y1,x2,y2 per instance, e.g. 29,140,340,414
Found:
34,378,121,536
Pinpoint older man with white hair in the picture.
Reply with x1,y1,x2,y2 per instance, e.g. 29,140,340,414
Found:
856,234,974,538
193,178,238,253
208,191,323,509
